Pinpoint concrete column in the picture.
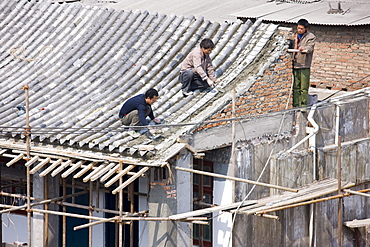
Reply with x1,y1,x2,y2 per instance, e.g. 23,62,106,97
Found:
148,149,193,247
32,171,59,247
32,171,44,247
175,149,193,247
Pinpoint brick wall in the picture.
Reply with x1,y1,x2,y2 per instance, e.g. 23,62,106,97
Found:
306,25,370,91
198,52,293,130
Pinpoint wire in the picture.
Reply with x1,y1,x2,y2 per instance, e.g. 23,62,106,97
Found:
226,68,294,247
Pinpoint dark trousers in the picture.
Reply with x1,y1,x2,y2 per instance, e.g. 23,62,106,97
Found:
293,68,310,107
179,69,209,93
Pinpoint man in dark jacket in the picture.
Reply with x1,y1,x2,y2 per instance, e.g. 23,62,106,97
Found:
119,88,160,136
292,18,316,108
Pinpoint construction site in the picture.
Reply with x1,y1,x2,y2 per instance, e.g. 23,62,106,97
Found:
1,0,370,246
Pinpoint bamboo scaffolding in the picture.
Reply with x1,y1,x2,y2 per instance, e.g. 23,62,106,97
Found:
337,135,342,247
0,190,88,214
32,208,107,221
118,161,123,247
112,166,150,194
175,167,298,193
74,217,119,231
252,193,350,216
343,189,370,198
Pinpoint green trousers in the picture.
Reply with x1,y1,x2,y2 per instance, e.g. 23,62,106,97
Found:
293,68,310,107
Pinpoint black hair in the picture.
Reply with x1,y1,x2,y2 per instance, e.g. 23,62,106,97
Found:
145,88,158,99
297,19,309,28
200,38,215,50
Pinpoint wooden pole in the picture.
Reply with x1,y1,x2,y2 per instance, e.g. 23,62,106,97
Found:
251,194,349,215
0,190,89,214
62,179,66,247
175,167,298,193
199,159,204,246
129,182,134,247
89,181,93,247
231,89,236,203
118,161,123,247
22,84,32,247
337,136,342,247
44,175,49,247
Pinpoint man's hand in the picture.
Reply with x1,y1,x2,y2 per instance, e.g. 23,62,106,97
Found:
207,78,214,87
148,126,156,135
153,118,161,124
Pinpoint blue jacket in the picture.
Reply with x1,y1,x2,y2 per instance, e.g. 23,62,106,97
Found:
119,94,154,126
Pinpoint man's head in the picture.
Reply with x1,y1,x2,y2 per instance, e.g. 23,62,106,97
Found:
200,38,215,56
145,88,158,105
297,19,309,35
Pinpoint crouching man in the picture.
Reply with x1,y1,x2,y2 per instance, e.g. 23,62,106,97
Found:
119,88,161,137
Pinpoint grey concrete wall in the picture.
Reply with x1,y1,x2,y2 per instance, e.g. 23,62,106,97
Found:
199,97,370,246
148,150,192,247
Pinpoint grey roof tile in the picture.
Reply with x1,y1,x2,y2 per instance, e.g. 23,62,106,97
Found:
0,0,287,161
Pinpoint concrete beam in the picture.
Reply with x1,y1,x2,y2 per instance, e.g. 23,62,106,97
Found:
193,111,295,151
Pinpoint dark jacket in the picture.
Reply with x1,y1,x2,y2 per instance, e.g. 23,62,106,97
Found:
293,31,316,69
119,94,154,126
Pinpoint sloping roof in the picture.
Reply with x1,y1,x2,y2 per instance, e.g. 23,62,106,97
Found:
0,0,288,163
231,0,370,26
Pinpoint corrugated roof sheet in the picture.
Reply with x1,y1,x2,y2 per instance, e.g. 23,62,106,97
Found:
231,0,370,26
0,0,287,161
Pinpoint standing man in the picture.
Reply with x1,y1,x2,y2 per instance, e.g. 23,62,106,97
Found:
292,19,316,108
179,38,220,97
119,88,161,136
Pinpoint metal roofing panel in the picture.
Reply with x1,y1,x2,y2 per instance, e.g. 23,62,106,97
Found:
231,1,370,26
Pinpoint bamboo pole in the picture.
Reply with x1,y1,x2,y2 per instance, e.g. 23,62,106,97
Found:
89,181,93,247
343,189,370,198
22,84,32,247
251,194,350,215
62,179,66,247
0,190,88,214
118,161,123,247
199,159,204,247
129,182,134,247
337,136,342,247
32,208,106,221
44,175,49,247
117,216,208,221
175,167,298,193
74,217,118,231
231,89,236,203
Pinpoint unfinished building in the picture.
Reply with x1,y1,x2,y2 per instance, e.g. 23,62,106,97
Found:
1,0,370,247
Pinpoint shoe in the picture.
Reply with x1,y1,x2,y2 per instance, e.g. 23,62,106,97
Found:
127,130,140,138
182,91,193,97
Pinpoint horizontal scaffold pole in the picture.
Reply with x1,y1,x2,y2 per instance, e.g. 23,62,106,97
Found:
175,167,298,193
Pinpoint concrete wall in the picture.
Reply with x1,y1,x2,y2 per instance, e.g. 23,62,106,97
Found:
198,96,370,246
148,149,192,247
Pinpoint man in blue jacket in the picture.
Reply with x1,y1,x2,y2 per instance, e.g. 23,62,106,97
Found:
119,88,161,136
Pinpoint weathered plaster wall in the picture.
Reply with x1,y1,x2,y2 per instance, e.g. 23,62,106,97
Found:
200,97,370,246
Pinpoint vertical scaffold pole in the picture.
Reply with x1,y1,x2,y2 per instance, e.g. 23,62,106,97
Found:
22,85,32,246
